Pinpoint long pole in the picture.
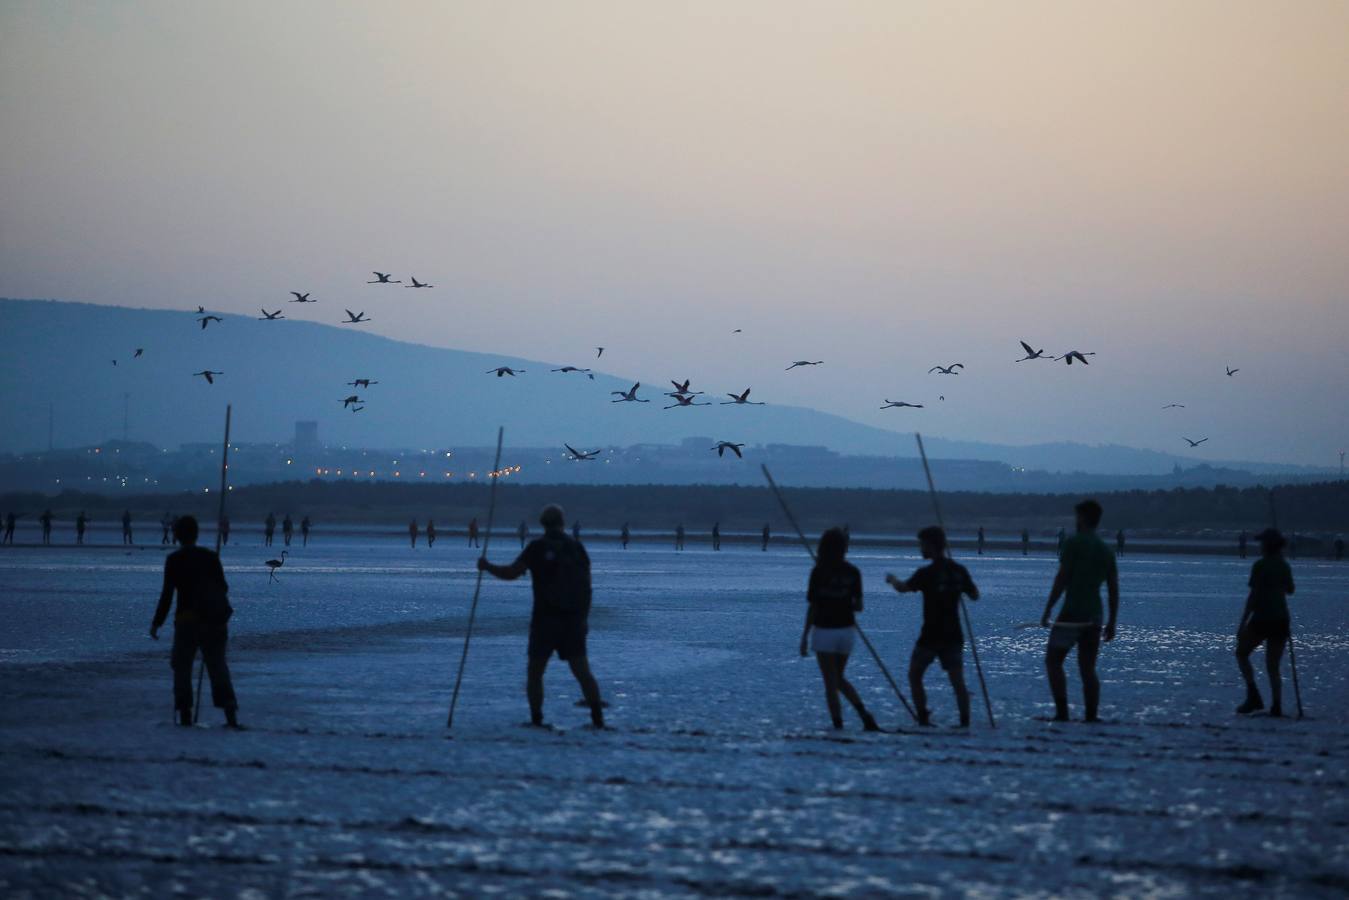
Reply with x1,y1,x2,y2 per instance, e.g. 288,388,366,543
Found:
761,464,919,723
195,404,231,724
1267,487,1304,719
447,427,505,729
916,433,996,728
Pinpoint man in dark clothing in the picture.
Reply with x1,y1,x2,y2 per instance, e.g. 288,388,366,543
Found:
301,515,311,546
161,512,172,545
150,515,239,728
712,522,720,551
426,519,437,548
976,526,985,556
1021,529,1030,556
409,518,418,548
40,509,53,545
1041,499,1119,722
675,524,685,551
219,516,231,546
1235,529,1295,716
479,505,605,728
122,510,133,545
75,511,88,545
1116,529,1125,557
3,512,16,545
518,520,528,549
1239,530,1248,559
886,526,979,727
468,518,479,548
762,523,770,551
283,514,294,547
621,522,630,549
264,512,276,547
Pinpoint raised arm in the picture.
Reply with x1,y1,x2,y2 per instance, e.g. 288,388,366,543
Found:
885,573,915,593
477,553,529,580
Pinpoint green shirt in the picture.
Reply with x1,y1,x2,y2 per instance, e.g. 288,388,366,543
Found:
1247,556,1294,622
1059,531,1116,622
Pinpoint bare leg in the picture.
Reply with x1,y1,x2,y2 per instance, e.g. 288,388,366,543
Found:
1077,633,1102,721
908,647,934,723
815,653,843,727
526,656,548,725
566,656,604,726
947,665,971,727
833,654,873,727
1265,636,1287,715
1045,643,1070,720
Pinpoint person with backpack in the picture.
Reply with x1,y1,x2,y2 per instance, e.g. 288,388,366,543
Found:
149,515,239,728
478,505,605,729
886,526,978,728
798,527,880,732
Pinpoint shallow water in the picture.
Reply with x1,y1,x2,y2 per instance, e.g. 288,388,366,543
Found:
1,538,1346,896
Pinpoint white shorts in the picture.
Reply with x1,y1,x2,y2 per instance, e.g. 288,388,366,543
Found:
812,626,856,655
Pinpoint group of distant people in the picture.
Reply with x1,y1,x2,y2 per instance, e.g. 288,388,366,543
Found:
146,497,1306,731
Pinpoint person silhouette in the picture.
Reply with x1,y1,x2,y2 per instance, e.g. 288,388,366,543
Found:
620,522,630,549
75,511,88,545
1235,529,1295,716
1021,529,1030,556
1116,529,1125,557
264,513,276,548
3,511,16,545
40,509,53,545
409,519,419,549
219,515,231,546
675,524,685,551
150,515,239,728
122,510,133,545
282,514,294,547
478,505,606,728
976,526,985,556
161,512,172,545
1238,530,1248,559
426,519,437,548
798,528,879,731
886,526,978,728
712,522,721,551
762,523,770,551
301,516,310,547
1040,500,1119,723
468,517,479,548
518,520,528,549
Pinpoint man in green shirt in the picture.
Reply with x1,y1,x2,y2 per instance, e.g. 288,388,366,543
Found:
1235,528,1295,716
1040,499,1119,722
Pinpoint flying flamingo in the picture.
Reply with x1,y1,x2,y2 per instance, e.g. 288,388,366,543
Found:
265,550,288,583
880,399,923,409
1016,341,1051,361
343,309,371,324
611,383,649,403
486,367,525,377
1183,437,1209,447
1162,404,1185,409
785,360,823,370
928,364,964,375
721,388,764,405
712,441,745,458
347,379,379,388
342,395,363,408
664,394,711,410
564,444,601,460
193,370,223,384
551,366,594,380
1226,366,1239,377
289,292,313,302
1057,350,1096,365
667,379,703,397
197,315,222,330
259,309,285,320
368,272,401,284
406,276,433,288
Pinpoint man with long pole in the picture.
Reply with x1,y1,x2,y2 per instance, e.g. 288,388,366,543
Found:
762,464,919,724
914,434,996,728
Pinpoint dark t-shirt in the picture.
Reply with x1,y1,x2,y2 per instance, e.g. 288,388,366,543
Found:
808,561,862,629
153,546,228,628
517,531,592,621
1247,556,1294,622
905,559,975,646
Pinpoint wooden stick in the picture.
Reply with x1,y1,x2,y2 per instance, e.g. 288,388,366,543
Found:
761,464,919,723
447,427,505,729
916,433,996,729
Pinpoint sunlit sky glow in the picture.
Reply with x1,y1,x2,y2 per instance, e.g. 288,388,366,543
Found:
2,1,1345,464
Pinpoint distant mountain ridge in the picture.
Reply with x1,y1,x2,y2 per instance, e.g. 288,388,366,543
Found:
0,299,1328,477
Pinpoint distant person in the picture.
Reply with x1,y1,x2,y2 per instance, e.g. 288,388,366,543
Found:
122,510,133,545
518,520,528,549
282,514,294,547
40,509,53,545
1115,529,1125,557
150,515,239,729
572,521,581,542
477,505,606,729
675,524,685,551
886,526,978,728
409,518,419,549
1021,529,1030,556
219,515,231,546
1040,500,1119,722
75,511,88,545
4,512,17,545
1238,530,1248,559
712,522,721,551
300,516,310,547
1235,529,1295,717
1056,527,1066,557
976,526,985,556
620,522,630,550
798,527,879,732
161,512,172,545
1335,535,1345,561
426,519,437,548
264,512,276,547
762,523,770,552
468,517,480,548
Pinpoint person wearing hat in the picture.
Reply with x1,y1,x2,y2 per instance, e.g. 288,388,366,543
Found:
1235,528,1296,716
478,504,605,728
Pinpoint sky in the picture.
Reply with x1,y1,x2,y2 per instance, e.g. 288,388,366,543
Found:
1,1,1346,466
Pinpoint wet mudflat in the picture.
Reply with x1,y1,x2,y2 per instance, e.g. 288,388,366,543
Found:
1,537,1346,896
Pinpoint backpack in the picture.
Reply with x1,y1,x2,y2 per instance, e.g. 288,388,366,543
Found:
535,535,591,614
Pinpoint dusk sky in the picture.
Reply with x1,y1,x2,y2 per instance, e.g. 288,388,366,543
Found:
2,2,1345,465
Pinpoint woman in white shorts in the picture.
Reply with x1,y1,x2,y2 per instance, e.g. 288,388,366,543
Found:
798,528,880,731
